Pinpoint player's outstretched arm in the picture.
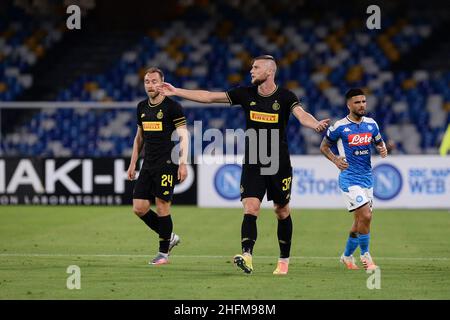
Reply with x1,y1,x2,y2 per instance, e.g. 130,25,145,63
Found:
157,82,229,104
127,126,144,180
320,137,349,170
292,105,330,132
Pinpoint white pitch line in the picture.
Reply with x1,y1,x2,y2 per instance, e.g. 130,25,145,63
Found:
0,253,449,261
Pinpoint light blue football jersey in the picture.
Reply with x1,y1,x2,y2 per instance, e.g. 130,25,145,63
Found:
326,116,383,192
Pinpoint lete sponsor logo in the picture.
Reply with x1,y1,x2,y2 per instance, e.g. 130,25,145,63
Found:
348,133,372,146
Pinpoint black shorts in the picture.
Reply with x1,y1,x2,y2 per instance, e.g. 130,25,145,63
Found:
133,164,178,202
240,164,293,205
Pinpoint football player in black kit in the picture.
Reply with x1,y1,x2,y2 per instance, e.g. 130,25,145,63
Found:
127,67,189,265
158,56,329,274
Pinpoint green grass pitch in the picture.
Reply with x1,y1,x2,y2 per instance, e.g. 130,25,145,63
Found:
0,206,449,299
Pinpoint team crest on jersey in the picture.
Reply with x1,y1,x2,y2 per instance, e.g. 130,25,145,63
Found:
272,100,280,111
157,110,163,119
343,127,351,132
250,101,256,106
368,125,373,130
141,113,145,118
240,185,244,194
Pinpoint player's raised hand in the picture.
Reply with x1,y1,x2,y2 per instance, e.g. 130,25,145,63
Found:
315,119,330,132
157,82,176,96
376,144,388,158
178,163,187,183
127,163,136,180
333,156,349,171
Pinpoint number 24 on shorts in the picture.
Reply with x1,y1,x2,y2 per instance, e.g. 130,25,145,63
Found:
161,174,173,187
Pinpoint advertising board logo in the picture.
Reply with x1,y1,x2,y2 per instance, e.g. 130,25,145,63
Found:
214,164,242,200
373,164,402,200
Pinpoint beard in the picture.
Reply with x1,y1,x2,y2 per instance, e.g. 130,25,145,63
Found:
354,110,366,118
357,109,366,116
148,91,159,99
251,77,265,86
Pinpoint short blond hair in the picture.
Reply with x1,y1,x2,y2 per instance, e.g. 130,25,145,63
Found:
252,55,276,64
252,55,277,74
145,67,164,81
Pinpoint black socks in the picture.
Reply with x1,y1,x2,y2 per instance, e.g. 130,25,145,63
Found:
241,214,257,254
139,209,159,233
277,215,292,259
157,215,173,254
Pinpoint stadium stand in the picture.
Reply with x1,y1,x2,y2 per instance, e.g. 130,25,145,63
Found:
0,2,67,101
1,0,449,157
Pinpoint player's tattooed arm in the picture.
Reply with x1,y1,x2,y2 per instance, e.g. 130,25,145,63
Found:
375,140,388,158
157,82,229,103
320,137,349,170
127,126,144,180
292,105,330,132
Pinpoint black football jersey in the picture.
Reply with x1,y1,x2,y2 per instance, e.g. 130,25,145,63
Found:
226,85,300,166
136,97,186,169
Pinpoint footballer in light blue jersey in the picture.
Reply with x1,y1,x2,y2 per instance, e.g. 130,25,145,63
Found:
320,88,388,271
326,116,383,192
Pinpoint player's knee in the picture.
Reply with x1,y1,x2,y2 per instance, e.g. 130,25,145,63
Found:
133,206,148,217
133,204,148,217
155,199,170,216
243,198,261,214
244,204,260,215
274,204,289,219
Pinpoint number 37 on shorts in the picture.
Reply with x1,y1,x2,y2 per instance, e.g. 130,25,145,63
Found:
282,177,292,191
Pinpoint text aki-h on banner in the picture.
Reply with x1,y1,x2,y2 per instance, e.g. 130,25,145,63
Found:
0,158,196,205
